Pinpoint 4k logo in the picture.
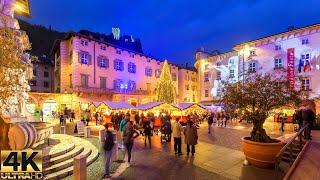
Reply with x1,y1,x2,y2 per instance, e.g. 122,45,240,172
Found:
0,151,43,179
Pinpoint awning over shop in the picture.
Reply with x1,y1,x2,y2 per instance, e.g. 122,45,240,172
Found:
136,102,179,111
90,101,135,110
175,103,206,111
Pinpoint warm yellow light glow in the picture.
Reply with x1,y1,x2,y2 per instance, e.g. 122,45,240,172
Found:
14,3,24,12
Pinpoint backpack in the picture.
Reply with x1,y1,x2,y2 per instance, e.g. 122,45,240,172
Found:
103,132,114,151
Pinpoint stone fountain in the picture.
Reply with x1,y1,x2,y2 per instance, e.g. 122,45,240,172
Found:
0,0,53,150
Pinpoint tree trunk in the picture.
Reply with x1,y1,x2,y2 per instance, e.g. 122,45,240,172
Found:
251,117,271,143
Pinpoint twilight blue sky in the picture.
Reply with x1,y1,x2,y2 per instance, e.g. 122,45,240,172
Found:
24,0,320,65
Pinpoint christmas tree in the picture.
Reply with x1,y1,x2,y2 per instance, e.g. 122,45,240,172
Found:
156,60,176,103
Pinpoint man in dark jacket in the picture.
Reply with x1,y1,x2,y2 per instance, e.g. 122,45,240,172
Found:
103,124,114,179
143,120,152,148
302,108,315,140
208,113,214,134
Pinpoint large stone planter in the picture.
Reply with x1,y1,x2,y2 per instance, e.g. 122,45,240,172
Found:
242,137,285,168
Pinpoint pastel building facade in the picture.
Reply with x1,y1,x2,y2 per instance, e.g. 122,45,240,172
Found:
195,24,320,107
195,50,239,103
53,32,195,109
178,67,198,102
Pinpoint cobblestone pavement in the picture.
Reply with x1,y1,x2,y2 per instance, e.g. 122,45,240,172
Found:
50,118,296,180
115,120,296,180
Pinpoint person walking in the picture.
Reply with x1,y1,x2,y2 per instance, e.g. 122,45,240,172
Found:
40,110,44,122
164,119,172,142
70,110,75,122
224,112,230,128
103,124,114,179
123,121,139,166
207,113,214,134
95,112,99,126
302,108,315,140
172,117,183,155
143,120,152,148
184,121,198,156
119,114,130,149
59,113,64,125
280,113,286,132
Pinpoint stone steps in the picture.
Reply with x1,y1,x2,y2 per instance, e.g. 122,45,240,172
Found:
43,134,99,180
43,146,84,169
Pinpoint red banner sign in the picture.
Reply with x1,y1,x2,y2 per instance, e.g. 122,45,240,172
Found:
287,48,295,89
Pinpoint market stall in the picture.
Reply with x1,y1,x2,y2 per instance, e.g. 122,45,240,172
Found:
136,102,180,127
174,103,208,123
89,101,135,123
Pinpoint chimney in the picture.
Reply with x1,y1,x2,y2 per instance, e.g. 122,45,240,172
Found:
287,26,295,31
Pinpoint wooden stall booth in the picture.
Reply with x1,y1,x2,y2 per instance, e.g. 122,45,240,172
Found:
136,102,180,128
89,101,135,124
174,103,208,123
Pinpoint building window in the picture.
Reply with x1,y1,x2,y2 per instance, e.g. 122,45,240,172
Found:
192,86,195,91
301,79,311,91
185,85,189,90
185,75,189,81
44,71,49,78
80,74,89,87
44,81,49,88
81,40,88,46
275,45,281,50
79,52,91,65
204,73,209,82
216,62,221,67
145,67,153,77
100,45,106,51
299,53,311,73
191,77,196,82
250,50,256,56
248,62,256,73
147,58,151,62
33,70,37,77
155,69,161,78
129,53,134,58
205,90,209,97
44,66,48,70
128,80,136,91
100,77,107,89
113,79,123,91
172,73,177,81
116,49,121,54
217,71,221,80
205,64,209,70
229,59,235,65
274,58,283,69
229,69,235,78
98,56,109,68
302,39,309,45
128,62,136,73
30,80,37,86
217,88,222,97
114,59,124,71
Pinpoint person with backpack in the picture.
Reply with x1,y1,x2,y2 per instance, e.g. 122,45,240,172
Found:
103,124,114,179
208,113,214,134
123,121,139,166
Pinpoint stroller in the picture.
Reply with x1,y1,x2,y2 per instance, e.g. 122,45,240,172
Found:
160,122,172,143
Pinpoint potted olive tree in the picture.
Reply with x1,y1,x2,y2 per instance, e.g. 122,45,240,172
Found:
221,74,301,168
